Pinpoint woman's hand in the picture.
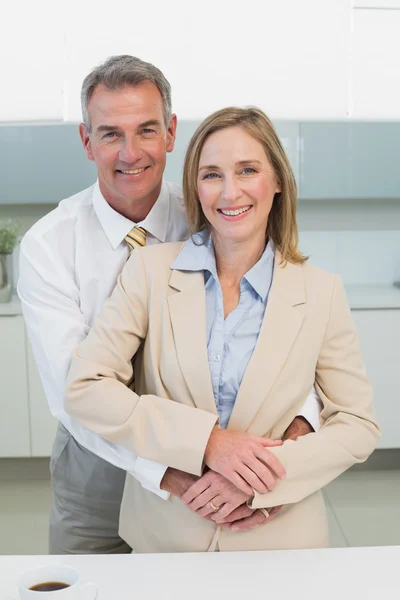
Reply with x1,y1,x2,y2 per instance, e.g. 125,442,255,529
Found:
204,429,286,494
216,504,282,530
181,470,251,520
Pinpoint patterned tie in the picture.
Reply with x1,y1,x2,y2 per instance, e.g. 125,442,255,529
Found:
124,226,147,391
125,226,147,252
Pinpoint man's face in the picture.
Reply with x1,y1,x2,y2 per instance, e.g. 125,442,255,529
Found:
79,81,176,219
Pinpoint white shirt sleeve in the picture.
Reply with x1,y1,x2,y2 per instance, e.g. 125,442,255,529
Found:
18,233,169,500
296,384,322,432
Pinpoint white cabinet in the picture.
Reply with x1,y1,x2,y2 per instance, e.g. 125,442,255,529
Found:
0,316,30,457
0,315,56,458
0,3,64,121
352,309,400,448
350,9,400,118
64,0,351,121
354,1,400,7
26,341,57,457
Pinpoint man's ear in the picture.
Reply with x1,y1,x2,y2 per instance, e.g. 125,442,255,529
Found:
79,123,95,161
166,114,177,153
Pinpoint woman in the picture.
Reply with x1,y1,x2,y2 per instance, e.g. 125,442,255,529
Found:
65,107,380,553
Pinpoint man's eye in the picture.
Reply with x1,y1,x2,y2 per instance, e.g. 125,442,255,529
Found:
142,128,156,135
103,132,117,139
203,172,220,179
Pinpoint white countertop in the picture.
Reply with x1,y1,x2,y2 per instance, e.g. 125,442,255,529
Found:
346,284,400,310
1,547,399,599
2,284,400,316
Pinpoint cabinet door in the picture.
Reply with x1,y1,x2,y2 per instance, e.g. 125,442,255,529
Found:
26,339,58,457
352,309,400,449
300,122,400,199
0,316,30,457
300,122,350,199
0,124,96,204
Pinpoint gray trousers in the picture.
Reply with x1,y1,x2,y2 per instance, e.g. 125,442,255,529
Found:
49,423,132,555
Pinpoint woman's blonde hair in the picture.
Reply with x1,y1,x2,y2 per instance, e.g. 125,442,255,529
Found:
183,106,307,264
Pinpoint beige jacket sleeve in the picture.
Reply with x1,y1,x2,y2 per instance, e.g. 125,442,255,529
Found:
250,276,380,509
65,249,218,477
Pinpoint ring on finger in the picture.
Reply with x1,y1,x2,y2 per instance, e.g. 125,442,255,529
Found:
209,499,220,512
259,508,270,519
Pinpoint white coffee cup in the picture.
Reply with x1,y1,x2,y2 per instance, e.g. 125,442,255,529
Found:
18,565,98,599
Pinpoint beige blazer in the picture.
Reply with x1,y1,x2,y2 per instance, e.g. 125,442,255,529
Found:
65,242,380,553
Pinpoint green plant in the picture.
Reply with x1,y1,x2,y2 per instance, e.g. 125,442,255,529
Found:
0,220,19,292
0,220,19,254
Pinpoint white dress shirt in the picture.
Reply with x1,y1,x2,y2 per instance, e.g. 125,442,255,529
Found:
18,180,188,499
18,180,321,499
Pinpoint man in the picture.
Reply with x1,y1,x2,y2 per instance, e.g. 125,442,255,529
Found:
18,55,320,554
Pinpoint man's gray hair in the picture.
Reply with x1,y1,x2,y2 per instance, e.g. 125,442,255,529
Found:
81,55,172,132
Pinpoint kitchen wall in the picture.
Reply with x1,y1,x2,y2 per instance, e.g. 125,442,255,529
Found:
1,119,399,290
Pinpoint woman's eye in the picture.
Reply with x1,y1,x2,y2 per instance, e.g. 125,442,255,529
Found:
203,172,220,180
242,167,256,175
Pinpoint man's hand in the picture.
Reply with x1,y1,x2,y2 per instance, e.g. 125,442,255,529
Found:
283,416,314,441
181,470,250,520
160,467,199,498
214,504,282,531
204,429,286,494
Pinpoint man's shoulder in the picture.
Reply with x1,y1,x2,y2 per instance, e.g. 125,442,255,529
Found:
21,185,96,246
165,180,185,209
165,180,183,200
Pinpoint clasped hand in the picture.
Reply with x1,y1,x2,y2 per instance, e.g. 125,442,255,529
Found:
181,430,286,530
162,420,312,531
181,469,282,531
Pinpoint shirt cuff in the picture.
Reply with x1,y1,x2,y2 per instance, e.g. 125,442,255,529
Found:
131,457,170,500
296,404,321,433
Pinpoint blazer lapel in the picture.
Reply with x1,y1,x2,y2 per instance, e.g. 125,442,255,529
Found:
227,252,306,432
168,269,217,416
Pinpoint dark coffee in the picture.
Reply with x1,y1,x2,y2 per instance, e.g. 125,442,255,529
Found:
29,581,70,592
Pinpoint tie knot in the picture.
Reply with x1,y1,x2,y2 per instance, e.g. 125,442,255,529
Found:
125,226,147,252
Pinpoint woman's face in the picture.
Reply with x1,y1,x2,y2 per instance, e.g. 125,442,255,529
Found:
197,126,281,245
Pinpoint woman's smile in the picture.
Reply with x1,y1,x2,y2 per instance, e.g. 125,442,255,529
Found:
217,204,253,220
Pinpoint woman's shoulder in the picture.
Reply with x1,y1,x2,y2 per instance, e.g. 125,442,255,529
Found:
140,241,184,263
299,261,342,304
125,242,183,280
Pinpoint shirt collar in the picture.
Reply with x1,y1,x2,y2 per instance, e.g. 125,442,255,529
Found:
92,180,171,250
171,231,217,275
172,231,275,301
244,241,275,301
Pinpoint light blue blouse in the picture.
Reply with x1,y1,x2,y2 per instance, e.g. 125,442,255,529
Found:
171,232,274,429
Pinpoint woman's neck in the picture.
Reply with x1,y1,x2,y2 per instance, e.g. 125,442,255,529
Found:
212,232,267,286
